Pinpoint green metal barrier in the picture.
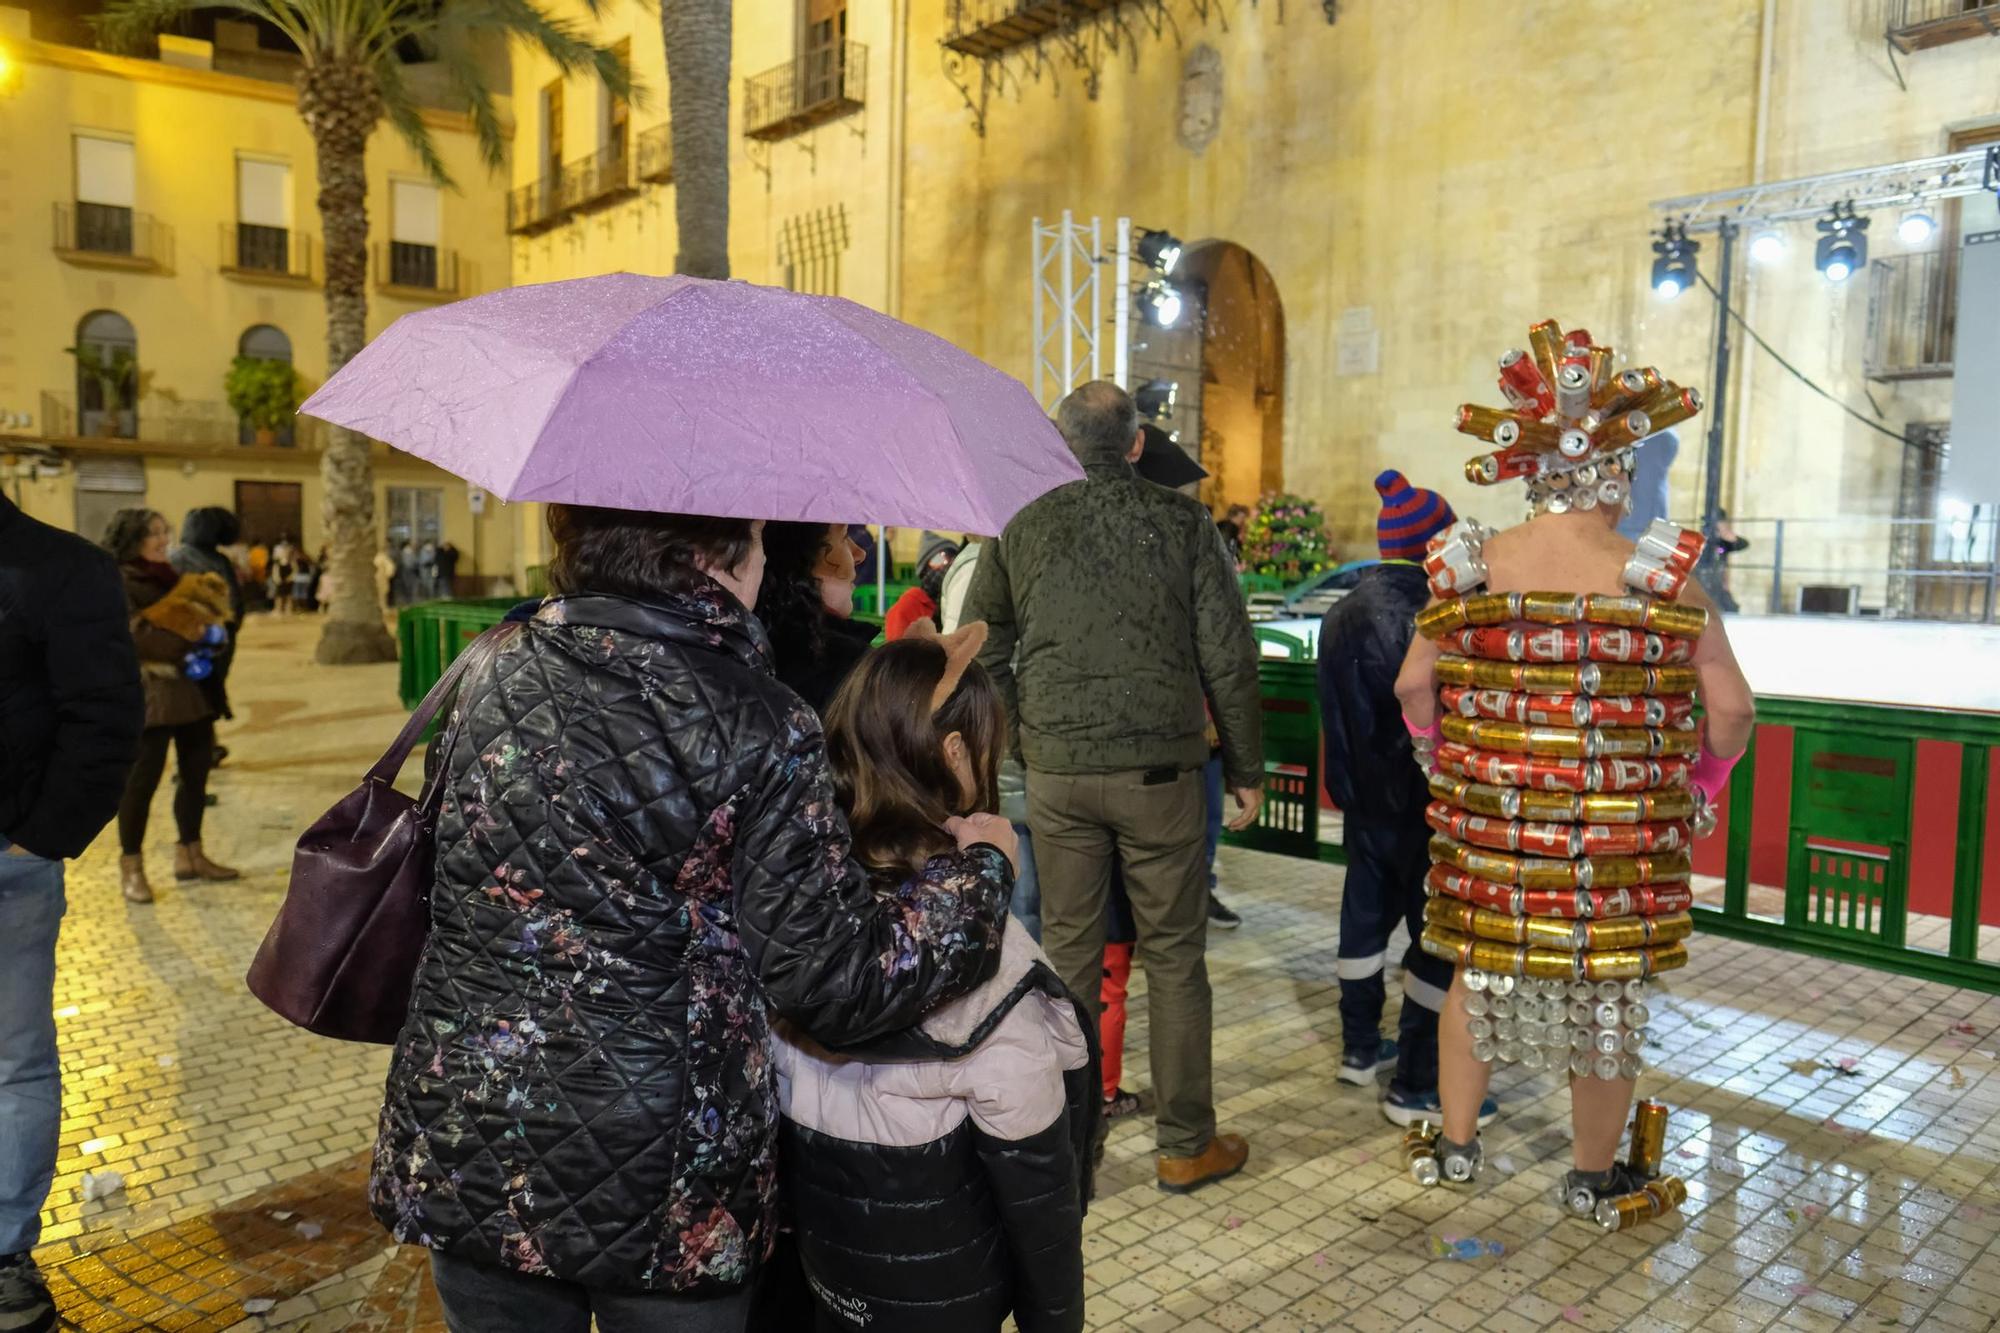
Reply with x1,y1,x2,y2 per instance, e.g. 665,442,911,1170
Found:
1221,660,1344,865
396,597,520,709
1253,627,1309,660
852,583,914,618
1700,697,2000,995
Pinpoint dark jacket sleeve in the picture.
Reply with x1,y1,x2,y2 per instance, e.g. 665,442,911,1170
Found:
975,1112,1086,1333
963,536,1022,760
731,712,1010,1046
1319,575,1427,824
10,550,143,858
1190,520,1263,790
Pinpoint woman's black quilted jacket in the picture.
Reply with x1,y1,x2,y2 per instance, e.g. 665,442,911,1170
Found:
369,588,1013,1294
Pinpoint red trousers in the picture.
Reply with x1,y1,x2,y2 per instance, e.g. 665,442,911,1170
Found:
1099,942,1134,1101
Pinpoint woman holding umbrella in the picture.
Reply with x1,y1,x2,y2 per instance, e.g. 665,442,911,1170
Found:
305,275,1085,1331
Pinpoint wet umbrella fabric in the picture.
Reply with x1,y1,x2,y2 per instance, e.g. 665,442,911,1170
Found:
299,273,1082,532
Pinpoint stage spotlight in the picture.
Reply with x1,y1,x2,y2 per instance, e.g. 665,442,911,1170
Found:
1140,280,1184,328
1749,228,1786,265
1134,379,1178,419
1136,228,1184,275
1651,224,1698,300
1897,209,1936,246
1815,204,1868,283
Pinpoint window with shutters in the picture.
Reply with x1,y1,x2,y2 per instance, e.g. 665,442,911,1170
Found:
389,181,443,290
234,157,292,274
605,38,631,164
72,135,135,255
73,309,139,439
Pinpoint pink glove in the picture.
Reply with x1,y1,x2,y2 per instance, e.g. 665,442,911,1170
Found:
1689,745,1741,804
1403,714,1443,747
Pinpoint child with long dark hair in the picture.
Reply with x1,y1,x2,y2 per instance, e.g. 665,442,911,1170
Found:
772,624,1097,1333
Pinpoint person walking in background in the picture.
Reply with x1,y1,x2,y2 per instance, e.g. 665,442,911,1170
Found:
374,545,397,610
290,554,317,613
418,540,439,600
0,490,143,1333
758,521,877,713
245,540,270,612
104,509,241,904
435,540,461,599
395,540,420,607
1320,473,1497,1127
883,533,961,641
1615,430,1679,542
269,537,296,616
172,508,246,726
965,380,1264,1195
372,505,1017,1332
776,626,1093,1333
1215,504,1251,563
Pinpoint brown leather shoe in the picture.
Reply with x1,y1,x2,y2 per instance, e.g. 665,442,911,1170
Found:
119,854,155,904
173,841,240,882
1156,1133,1249,1194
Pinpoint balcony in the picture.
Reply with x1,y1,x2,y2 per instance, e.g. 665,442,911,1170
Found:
53,202,173,273
507,177,566,235
943,0,1124,58
562,143,638,213
744,40,866,141
39,390,325,451
220,222,316,286
638,122,674,184
1864,250,1955,381
374,242,462,301
1888,0,2000,52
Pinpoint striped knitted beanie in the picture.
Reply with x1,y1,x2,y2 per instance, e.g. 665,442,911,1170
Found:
1375,470,1456,561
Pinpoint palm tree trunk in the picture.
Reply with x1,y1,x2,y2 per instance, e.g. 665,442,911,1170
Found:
300,59,397,664
662,0,731,279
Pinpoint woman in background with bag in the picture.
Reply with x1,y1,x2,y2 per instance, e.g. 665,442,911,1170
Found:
103,508,239,904
368,504,1018,1333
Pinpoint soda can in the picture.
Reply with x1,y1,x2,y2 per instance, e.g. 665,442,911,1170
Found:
1462,591,1521,625
1415,600,1471,640
1489,972,1518,996
1643,602,1709,638
1639,385,1703,433
1623,1001,1652,1028
1592,409,1652,453
1635,885,1694,915
1499,347,1557,417
1404,1123,1442,1186
1557,427,1593,459
1519,857,1582,890
1518,592,1581,624
1624,1028,1648,1055
1518,789,1578,821
1594,1176,1686,1232
1623,979,1648,1002
1525,917,1579,950
1463,968,1490,992
1571,1051,1595,1078
1518,821,1582,857
1528,319,1566,388
1647,941,1691,975
1564,328,1596,353
1494,1016,1518,1042
1584,918,1649,951
1510,417,1566,452
1464,991,1491,1017
1471,941,1525,975
1457,403,1521,443
1618,1052,1645,1079
1524,725,1588,759
1648,912,1695,944
1600,759,1662,792
1497,1038,1524,1063
1583,949,1647,981
1556,364,1593,421
1586,344,1614,398
1593,1054,1623,1080
1580,594,1649,629
1472,1039,1500,1063
1521,1044,1549,1072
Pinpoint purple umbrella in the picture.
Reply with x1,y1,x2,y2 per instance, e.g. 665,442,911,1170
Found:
299,273,1082,532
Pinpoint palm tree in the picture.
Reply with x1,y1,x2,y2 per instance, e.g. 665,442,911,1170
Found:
661,0,729,279
97,1,630,663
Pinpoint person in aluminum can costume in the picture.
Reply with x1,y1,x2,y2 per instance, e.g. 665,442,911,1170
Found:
1392,321,1757,1219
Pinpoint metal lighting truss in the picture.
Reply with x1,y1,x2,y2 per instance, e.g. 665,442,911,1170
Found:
1030,212,1141,407
1651,146,2000,232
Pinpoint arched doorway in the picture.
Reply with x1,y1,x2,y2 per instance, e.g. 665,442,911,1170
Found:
75,309,138,438
237,323,295,445
1127,242,1285,510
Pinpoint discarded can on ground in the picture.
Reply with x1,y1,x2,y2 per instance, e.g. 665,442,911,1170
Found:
1595,1176,1687,1232
1403,1123,1441,1186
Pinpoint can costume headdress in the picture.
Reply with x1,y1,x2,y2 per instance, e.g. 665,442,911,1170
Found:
1412,320,1715,1089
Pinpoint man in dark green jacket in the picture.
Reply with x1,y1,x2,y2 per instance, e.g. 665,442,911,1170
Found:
963,380,1264,1194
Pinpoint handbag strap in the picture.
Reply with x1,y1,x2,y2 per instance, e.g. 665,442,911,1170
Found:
365,623,517,789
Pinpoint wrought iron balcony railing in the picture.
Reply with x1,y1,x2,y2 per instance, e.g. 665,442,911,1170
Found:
1863,250,1955,381
744,40,866,140
1888,0,2000,52
374,242,461,299
638,122,674,183
507,177,566,234
943,0,1123,58
220,222,315,284
561,143,637,212
53,202,173,272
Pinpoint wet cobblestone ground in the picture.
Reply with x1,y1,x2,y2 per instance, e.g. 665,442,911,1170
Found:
33,616,2000,1331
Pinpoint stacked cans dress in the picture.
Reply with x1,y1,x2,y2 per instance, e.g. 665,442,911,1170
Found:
1410,517,1710,1080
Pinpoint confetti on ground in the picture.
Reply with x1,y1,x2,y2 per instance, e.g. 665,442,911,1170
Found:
296,1220,323,1240
1312,1253,1329,1270
269,1210,294,1221
1674,1147,1700,1159
156,1054,175,1067
1950,1066,1968,1089
1963,1204,1987,1221
1788,1282,1817,1297
1224,1215,1244,1230
1430,1234,1505,1260
1787,1057,1865,1078
242,1298,276,1316
79,1170,125,1203
1561,1307,1585,1324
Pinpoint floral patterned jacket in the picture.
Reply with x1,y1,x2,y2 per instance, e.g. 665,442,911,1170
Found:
369,588,1013,1294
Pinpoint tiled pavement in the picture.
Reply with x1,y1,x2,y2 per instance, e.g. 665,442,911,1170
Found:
31,616,2000,1331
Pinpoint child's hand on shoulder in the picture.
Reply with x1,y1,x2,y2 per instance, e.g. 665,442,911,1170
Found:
944,813,1018,874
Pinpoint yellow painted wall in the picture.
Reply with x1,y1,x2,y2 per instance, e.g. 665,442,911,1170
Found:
0,10,516,583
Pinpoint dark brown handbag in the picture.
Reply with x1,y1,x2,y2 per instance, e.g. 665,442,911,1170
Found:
246,626,512,1043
